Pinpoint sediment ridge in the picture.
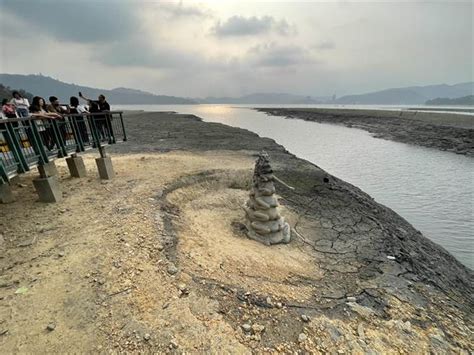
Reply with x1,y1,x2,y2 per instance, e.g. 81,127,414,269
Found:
1,111,472,353
257,108,474,156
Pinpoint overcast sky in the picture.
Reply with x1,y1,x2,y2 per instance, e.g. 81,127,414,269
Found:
0,0,472,97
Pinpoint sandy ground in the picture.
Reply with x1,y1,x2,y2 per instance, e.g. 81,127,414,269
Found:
1,112,472,353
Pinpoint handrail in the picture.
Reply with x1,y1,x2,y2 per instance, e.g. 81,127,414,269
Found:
0,111,125,123
1,111,126,183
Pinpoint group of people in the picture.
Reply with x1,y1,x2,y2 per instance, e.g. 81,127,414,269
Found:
1,91,110,120
1,91,113,149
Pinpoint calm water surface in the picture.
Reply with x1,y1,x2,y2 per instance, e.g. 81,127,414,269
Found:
116,104,474,269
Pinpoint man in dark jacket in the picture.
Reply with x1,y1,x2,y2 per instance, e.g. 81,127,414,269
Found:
79,92,114,142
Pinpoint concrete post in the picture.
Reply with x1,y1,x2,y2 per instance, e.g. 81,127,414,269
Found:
66,154,87,178
95,156,115,180
37,161,58,178
33,176,62,203
0,183,15,203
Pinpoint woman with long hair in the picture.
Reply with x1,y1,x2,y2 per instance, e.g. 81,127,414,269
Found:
29,96,61,150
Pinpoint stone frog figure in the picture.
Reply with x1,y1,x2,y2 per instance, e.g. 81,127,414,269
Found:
244,151,291,245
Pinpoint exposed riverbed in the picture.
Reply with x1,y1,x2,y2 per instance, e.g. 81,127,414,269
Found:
115,105,473,269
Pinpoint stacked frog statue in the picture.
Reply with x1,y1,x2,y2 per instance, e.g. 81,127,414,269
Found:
244,151,291,245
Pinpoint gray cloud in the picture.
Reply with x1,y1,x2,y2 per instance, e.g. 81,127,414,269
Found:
159,1,210,18
314,41,335,51
212,15,294,37
93,37,209,70
247,43,315,67
0,0,138,43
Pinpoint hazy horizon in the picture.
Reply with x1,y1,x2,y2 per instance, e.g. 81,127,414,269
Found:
1,0,472,98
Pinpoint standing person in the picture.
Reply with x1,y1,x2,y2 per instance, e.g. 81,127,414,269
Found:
29,96,61,150
10,91,30,117
70,96,89,143
79,92,113,142
47,96,70,145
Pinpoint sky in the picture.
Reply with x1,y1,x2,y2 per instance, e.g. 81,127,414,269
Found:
0,0,472,97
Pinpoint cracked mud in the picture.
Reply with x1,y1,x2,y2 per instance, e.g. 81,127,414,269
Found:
1,111,472,353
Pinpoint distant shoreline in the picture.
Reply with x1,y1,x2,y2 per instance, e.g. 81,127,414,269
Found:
255,107,474,157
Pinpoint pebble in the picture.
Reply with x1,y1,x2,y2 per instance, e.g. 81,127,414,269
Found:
301,314,310,323
58,251,65,258
241,324,252,333
298,333,307,342
347,296,357,302
143,333,150,341
178,283,189,295
167,264,178,275
46,323,56,331
357,323,365,338
252,324,265,333
169,339,178,349
276,302,283,308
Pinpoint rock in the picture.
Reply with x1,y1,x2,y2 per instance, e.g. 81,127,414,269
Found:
178,283,189,295
167,264,178,275
143,333,150,341
276,302,283,308
241,324,252,333
169,339,178,349
347,302,375,318
252,324,265,333
301,314,310,323
298,333,307,342
58,251,65,258
327,325,342,341
17,236,37,247
346,296,357,302
46,323,56,331
357,324,365,339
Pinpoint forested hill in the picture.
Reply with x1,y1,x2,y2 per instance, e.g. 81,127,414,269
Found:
0,74,196,105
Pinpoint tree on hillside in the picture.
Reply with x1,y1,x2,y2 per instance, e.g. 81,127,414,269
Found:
0,84,34,102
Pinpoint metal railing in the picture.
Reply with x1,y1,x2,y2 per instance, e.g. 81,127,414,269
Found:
0,111,126,183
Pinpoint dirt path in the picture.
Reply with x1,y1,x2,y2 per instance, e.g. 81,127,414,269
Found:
1,112,472,353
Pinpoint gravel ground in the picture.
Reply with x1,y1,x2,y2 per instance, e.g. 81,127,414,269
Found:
0,111,472,353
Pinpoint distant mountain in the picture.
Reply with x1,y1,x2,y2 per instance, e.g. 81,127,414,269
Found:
336,82,474,105
426,95,474,106
0,74,197,105
0,84,33,102
198,93,328,104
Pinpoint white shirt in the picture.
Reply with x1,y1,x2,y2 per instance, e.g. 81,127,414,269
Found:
10,97,30,109
77,105,89,114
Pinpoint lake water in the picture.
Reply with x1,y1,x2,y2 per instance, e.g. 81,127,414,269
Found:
115,104,474,269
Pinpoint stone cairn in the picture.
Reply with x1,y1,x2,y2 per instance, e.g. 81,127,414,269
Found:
244,151,291,245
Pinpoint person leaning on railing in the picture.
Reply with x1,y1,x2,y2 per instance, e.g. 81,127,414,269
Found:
10,91,30,118
47,96,70,145
29,96,62,150
69,96,90,143
2,99,18,119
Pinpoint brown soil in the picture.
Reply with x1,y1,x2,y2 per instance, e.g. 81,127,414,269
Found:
1,112,472,353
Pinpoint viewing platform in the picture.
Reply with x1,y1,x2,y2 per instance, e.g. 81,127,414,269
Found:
0,111,126,203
